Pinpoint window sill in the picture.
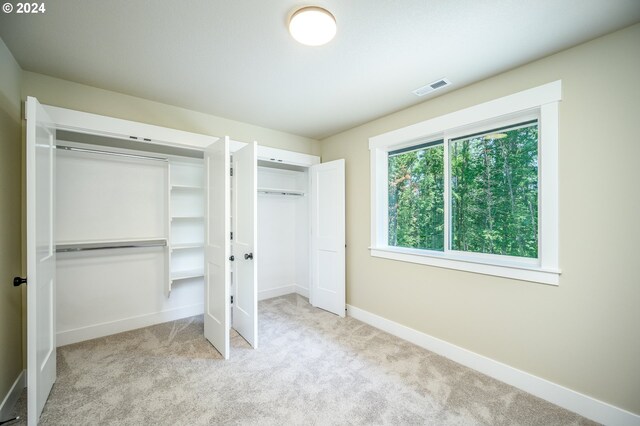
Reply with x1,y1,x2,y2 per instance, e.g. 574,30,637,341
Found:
369,246,560,285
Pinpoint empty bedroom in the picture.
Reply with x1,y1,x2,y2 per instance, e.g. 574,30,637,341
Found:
0,1,639,425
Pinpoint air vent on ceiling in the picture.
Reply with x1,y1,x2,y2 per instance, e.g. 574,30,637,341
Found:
412,78,451,97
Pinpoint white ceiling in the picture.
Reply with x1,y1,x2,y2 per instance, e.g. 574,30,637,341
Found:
1,1,639,139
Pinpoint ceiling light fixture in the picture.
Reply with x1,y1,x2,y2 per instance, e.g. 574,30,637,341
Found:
289,6,336,46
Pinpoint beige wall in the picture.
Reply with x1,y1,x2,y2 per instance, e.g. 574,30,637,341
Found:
321,23,640,414
22,72,321,156
0,38,24,406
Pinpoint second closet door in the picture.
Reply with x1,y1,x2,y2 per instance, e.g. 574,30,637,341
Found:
232,142,258,348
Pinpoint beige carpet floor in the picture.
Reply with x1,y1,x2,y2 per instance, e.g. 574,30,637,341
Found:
8,294,596,425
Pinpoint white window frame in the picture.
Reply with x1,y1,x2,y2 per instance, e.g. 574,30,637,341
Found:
369,81,561,285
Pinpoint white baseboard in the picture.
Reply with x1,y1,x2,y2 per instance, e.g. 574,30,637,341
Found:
258,284,309,301
57,303,204,347
0,369,25,421
346,304,639,426
258,285,296,301
295,285,309,298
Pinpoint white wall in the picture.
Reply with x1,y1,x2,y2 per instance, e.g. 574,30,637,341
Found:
56,148,167,242
56,250,202,345
294,171,309,297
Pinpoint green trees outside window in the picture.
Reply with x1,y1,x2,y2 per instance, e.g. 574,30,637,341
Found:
450,123,538,257
388,121,539,259
388,143,444,250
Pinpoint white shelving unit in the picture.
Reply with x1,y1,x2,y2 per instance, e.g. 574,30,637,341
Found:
171,184,202,189
168,159,205,294
171,266,205,281
171,242,204,249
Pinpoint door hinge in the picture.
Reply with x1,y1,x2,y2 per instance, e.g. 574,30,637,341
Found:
231,295,234,304
230,231,233,240
230,167,233,177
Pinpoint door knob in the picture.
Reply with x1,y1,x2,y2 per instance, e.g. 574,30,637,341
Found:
229,255,235,261
244,253,253,260
13,277,27,287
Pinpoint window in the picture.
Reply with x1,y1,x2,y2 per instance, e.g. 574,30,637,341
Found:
450,121,538,259
369,82,561,285
388,140,444,251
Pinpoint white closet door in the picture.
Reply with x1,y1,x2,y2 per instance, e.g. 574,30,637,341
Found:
204,136,230,359
310,159,346,317
232,142,258,348
26,96,57,425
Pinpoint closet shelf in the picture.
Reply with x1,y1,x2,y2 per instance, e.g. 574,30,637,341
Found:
257,187,305,196
171,242,204,250
171,268,204,281
171,184,203,190
171,215,204,220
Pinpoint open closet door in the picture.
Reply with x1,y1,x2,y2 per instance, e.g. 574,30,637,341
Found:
25,96,57,425
310,159,346,317
232,142,258,347
204,136,231,359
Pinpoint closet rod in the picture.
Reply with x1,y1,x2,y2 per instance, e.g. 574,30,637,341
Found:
56,145,168,162
56,239,167,253
258,190,304,196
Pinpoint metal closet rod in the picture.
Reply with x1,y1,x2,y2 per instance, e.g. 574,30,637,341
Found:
56,145,168,162
258,190,304,196
56,239,167,253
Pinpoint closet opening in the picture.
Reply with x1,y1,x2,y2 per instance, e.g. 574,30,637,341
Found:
52,129,343,348
255,161,310,302
54,130,206,346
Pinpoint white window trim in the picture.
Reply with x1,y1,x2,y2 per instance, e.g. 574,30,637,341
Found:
369,81,561,285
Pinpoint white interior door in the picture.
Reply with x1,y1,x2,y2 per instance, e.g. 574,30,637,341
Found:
310,159,346,317
232,142,258,347
204,136,230,359
26,96,57,425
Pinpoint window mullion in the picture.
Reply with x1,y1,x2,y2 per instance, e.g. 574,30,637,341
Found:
443,138,451,254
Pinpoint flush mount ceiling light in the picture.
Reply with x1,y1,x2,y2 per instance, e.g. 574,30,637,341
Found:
289,6,336,46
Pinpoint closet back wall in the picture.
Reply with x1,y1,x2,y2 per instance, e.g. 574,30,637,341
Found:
56,149,165,242
55,144,202,346
257,166,309,300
